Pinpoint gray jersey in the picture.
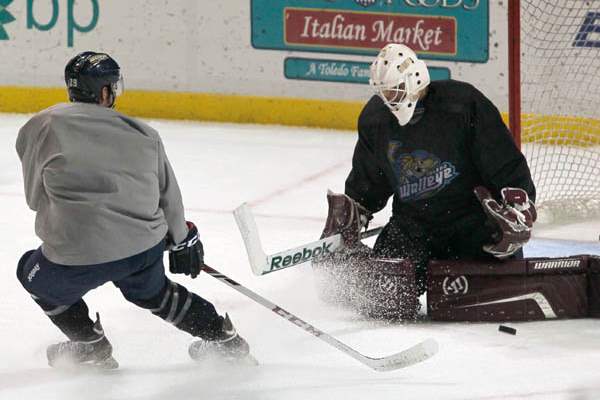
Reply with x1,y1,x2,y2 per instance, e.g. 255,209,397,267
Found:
16,102,189,265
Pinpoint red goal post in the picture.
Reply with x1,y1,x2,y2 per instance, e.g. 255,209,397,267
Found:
508,0,521,146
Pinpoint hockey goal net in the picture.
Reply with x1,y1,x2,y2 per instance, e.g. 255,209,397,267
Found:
509,0,600,221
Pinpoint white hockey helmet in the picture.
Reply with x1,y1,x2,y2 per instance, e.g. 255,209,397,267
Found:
369,44,430,126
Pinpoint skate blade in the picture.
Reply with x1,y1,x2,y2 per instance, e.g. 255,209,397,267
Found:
50,355,119,371
236,353,259,366
191,353,258,367
93,356,119,370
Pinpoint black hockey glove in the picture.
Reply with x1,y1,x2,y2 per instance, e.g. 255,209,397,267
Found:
474,186,537,259
168,221,205,278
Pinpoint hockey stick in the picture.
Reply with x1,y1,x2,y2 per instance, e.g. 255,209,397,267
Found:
202,264,438,371
233,203,383,276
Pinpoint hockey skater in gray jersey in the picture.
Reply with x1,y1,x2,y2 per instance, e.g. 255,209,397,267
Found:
16,51,251,369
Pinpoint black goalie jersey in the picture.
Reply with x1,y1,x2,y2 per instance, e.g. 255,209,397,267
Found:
345,79,536,231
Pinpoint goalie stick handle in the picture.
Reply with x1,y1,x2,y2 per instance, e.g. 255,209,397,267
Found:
262,225,384,275
234,203,385,276
202,264,437,371
360,226,383,240
260,226,384,276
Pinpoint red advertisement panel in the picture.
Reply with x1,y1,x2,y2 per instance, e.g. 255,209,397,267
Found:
285,8,456,55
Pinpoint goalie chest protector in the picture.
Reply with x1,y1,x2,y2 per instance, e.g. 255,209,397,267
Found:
427,255,600,322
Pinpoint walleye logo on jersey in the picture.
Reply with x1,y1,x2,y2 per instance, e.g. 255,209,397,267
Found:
388,146,459,201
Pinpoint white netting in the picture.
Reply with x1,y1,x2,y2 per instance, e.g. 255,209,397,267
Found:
520,0,600,221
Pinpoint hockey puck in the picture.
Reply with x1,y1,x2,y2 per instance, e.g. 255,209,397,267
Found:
499,325,517,335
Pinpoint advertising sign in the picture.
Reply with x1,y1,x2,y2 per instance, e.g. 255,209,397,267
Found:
285,57,450,84
0,0,99,46
252,0,488,62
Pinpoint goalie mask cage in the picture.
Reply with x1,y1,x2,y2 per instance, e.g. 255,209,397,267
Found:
508,0,600,220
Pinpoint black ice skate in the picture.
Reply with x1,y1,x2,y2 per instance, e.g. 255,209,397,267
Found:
47,314,118,370
188,314,256,365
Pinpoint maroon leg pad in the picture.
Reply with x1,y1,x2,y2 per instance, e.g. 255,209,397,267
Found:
427,256,589,322
313,252,418,320
589,256,600,318
351,258,418,320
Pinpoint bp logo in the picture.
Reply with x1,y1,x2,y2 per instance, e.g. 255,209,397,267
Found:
0,0,15,40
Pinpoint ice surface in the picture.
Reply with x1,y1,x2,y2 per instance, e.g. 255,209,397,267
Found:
1,114,599,400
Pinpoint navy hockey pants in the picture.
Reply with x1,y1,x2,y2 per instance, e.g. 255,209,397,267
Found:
17,240,167,306
17,240,224,341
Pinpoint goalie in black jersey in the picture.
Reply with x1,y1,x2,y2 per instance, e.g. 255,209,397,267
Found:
314,44,537,319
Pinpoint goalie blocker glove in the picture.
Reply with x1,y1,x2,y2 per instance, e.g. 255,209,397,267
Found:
321,190,373,247
474,186,537,259
169,221,204,278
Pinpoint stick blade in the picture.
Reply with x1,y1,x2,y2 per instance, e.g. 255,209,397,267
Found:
368,338,438,372
233,203,268,275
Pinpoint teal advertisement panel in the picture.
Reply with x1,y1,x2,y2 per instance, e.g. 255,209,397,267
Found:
251,0,488,62
284,57,450,84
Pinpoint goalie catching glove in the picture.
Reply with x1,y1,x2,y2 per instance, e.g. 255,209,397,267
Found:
169,221,205,278
474,186,537,259
321,190,372,247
